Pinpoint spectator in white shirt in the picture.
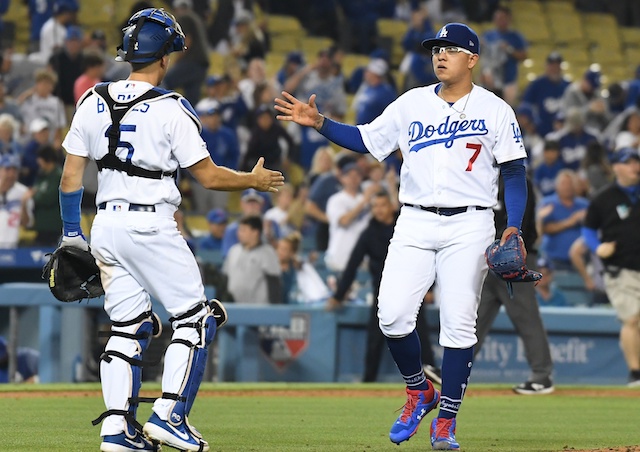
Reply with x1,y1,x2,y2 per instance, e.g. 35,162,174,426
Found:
324,161,378,272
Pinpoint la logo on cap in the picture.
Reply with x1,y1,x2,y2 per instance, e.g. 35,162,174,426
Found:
440,26,448,37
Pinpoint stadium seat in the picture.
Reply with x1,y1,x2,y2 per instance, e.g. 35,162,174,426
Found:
590,44,624,66
514,17,552,44
185,215,209,236
377,18,408,66
341,53,371,78
544,1,576,16
267,14,306,37
300,36,335,56
265,52,285,78
581,13,621,50
548,12,585,45
271,35,301,54
510,0,544,16
620,27,640,48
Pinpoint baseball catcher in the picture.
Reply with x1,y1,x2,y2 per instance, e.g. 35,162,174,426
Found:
42,242,104,302
485,232,542,297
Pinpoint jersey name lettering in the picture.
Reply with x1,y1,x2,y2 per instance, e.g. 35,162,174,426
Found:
408,115,488,152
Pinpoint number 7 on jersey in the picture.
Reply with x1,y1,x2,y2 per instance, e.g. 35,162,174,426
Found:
465,143,481,171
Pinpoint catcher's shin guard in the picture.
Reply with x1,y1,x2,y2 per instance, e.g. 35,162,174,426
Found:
93,311,162,437
165,310,217,422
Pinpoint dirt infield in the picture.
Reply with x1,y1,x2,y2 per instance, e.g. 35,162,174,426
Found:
1,386,639,399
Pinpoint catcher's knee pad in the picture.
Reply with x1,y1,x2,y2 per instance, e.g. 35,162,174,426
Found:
93,311,162,435
164,303,217,424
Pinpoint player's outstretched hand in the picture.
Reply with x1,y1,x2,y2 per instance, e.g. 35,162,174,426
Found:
275,91,324,130
251,157,285,193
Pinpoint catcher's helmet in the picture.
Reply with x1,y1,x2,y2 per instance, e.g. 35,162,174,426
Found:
116,8,186,64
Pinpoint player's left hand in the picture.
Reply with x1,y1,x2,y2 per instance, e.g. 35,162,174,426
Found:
251,157,285,193
60,233,89,252
499,227,525,257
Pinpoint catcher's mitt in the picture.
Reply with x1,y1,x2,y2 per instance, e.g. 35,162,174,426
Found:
42,246,104,302
485,233,542,298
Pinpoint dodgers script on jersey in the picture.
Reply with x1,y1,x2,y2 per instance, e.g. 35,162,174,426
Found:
62,81,209,207
357,84,527,208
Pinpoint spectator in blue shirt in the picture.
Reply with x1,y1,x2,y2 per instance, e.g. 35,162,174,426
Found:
277,52,305,89
189,100,240,214
198,208,228,252
198,101,239,170
538,169,589,270
353,59,397,125
196,74,248,132
546,107,599,171
481,5,528,105
400,10,437,91
534,257,569,307
0,336,39,383
534,140,566,197
522,52,570,137
624,65,640,109
27,0,54,52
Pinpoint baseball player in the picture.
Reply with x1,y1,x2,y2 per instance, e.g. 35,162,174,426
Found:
59,8,283,452
275,22,528,450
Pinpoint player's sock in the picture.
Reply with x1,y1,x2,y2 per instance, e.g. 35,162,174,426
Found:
387,330,429,390
438,346,474,419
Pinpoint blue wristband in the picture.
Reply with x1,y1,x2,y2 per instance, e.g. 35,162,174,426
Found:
59,187,84,237
501,159,527,230
318,117,369,154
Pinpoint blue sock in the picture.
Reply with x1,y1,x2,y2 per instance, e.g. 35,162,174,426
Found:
386,330,429,390
438,346,474,419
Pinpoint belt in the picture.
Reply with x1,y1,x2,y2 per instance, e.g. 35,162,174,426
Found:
403,203,488,216
98,202,156,212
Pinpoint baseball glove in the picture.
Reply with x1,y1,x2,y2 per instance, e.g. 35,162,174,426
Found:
485,233,542,297
42,246,104,302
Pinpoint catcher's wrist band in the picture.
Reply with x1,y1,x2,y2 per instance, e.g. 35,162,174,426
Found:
60,187,84,236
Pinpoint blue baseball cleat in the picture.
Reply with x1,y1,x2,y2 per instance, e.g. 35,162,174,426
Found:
389,385,440,444
430,417,461,450
143,412,209,452
100,431,160,451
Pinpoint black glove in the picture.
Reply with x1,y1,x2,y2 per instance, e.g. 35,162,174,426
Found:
42,246,104,302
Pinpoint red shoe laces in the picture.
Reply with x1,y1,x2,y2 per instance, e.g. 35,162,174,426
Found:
435,418,455,438
397,391,419,422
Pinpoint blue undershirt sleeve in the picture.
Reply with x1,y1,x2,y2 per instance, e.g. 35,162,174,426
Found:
581,226,601,253
59,187,84,237
500,159,527,230
318,117,369,154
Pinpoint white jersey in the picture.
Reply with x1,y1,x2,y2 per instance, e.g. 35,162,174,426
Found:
62,81,209,207
0,182,28,249
357,84,526,208
325,190,371,272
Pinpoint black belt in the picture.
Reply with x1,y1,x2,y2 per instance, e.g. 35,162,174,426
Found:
98,202,156,212
403,203,488,216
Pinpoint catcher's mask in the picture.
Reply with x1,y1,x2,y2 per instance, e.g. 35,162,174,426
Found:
116,8,186,64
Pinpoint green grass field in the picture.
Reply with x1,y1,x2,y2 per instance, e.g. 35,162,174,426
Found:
0,383,638,451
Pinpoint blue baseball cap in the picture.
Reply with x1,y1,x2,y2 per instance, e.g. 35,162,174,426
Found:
285,51,304,66
611,147,640,164
584,69,601,89
66,25,83,41
421,23,480,55
206,208,228,224
241,188,265,204
205,74,230,86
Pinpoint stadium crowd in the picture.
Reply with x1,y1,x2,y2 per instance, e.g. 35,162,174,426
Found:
0,0,639,316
